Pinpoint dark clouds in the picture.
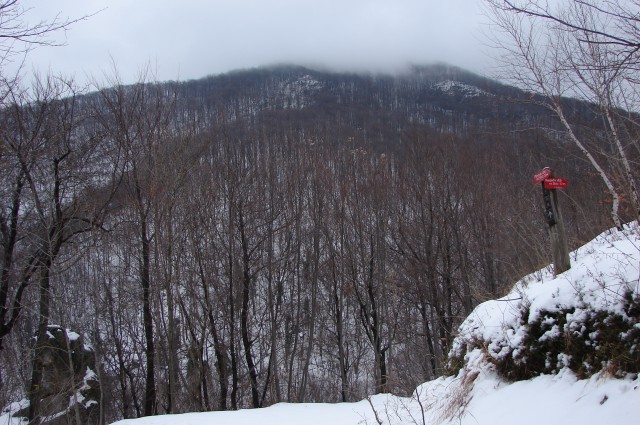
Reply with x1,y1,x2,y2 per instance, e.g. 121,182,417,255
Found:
15,0,489,84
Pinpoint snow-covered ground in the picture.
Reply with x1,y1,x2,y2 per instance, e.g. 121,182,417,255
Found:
109,224,639,425
109,367,639,425
3,225,639,425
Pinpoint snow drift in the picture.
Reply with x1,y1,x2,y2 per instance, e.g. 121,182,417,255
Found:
449,223,640,381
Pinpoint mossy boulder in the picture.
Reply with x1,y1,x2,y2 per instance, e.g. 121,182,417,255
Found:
12,325,101,425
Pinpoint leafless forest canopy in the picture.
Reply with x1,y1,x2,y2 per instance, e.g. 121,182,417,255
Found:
0,63,636,422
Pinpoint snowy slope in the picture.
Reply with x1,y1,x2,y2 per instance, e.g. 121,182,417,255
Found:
107,224,639,425
109,367,640,425
4,225,638,425
450,224,640,379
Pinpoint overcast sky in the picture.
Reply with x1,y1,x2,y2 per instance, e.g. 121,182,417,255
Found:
14,0,491,85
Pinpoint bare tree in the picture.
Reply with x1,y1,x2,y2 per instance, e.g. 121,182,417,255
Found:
0,1,94,111
340,149,399,394
92,68,175,417
0,0,98,355
484,0,640,226
486,1,640,57
0,74,121,424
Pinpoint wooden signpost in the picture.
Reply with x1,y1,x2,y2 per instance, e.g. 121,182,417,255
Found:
535,167,571,276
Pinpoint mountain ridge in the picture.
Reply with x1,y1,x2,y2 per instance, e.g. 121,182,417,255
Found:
167,62,571,144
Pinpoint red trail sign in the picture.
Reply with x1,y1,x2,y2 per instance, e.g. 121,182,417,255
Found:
533,168,552,184
544,178,569,189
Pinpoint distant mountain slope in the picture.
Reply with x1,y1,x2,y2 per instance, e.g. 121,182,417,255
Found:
170,63,586,141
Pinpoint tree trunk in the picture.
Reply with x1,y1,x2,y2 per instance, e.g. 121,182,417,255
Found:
197,255,228,411
140,216,156,416
28,263,52,425
238,209,260,408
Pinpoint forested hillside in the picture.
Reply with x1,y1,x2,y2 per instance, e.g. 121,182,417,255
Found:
0,64,635,423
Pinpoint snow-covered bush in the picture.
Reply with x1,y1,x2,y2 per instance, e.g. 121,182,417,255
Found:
448,225,640,381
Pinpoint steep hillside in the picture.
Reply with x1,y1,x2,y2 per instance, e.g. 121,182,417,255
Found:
62,224,637,425
171,63,579,139
2,63,633,422
449,225,640,381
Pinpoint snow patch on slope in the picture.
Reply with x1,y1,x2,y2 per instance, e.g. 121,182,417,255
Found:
279,74,324,108
432,80,492,98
